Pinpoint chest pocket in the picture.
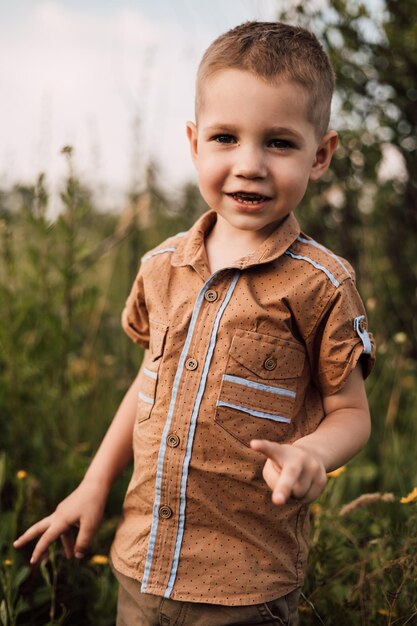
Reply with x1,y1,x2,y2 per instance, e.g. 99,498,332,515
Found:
215,329,305,447
136,320,168,423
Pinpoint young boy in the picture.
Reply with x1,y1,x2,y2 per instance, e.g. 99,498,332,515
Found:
15,21,375,625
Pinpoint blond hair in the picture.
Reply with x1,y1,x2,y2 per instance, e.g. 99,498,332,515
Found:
196,21,335,136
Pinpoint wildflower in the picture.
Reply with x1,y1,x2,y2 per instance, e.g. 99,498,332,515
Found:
339,492,395,516
3,560,12,567
16,470,27,480
402,376,415,389
393,332,407,344
103,354,116,366
366,297,377,311
310,503,322,516
400,486,417,504
327,466,346,478
378,608,395,617
89,554,109,565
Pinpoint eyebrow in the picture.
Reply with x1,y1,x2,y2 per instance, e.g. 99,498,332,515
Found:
266,126,304,140
204,124,304,141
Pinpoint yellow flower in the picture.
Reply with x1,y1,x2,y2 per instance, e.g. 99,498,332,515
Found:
16,470,27,480
402,376,415,389
400,487,417,504
393,332,407,344
310,503,322,516
377,608,395,617
3,559,12,567
327,466,346,478
366,297,377,311
89,554,109,565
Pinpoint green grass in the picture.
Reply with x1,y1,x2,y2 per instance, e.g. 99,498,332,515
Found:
1,161,416,624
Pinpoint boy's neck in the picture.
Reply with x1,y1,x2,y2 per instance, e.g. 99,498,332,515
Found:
205,213,286,274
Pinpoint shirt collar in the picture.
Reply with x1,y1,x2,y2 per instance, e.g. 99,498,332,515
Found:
171,210,300,277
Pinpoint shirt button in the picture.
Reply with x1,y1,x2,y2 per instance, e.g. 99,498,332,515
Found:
264,357,277,371
167,433,180,448
158,505,173,519
204,289,218,302
185,357,198,371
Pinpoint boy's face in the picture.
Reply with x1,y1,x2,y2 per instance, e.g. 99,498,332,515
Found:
187,69,337,240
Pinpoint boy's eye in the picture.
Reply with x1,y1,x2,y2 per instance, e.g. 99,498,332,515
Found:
212,134,236,144
269,139,294,150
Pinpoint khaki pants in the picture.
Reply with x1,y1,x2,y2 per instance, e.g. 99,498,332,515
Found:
113,568,300,626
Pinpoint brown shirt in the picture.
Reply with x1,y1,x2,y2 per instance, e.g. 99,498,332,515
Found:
111,210,375,605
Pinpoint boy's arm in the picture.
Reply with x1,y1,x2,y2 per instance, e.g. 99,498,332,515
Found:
14,355,147,564
250,364,370,505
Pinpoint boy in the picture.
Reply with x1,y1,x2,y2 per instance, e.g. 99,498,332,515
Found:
15,21,375,625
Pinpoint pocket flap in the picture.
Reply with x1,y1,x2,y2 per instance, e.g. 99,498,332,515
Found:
229,329,305,379
149,319,168,360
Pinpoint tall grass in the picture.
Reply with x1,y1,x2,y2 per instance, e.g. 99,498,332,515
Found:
0,155,416,624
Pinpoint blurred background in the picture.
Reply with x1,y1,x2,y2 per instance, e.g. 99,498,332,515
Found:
1,1,416,624
0,0,279,212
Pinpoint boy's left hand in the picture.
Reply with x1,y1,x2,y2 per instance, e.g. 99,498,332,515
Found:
250,439,327,505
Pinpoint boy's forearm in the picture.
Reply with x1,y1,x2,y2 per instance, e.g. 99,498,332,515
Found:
82,362,144,493
293,364,371,472
293,406,370,473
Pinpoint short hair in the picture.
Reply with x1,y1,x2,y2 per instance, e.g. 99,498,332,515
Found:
196,21,335,136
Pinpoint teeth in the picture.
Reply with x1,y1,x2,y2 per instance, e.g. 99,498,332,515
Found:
230,192,267,204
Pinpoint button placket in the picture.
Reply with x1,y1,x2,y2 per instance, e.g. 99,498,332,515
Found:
142,270,241,594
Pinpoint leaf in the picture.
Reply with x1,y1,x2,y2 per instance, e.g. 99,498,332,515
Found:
40,561,51,589
0,452,6,495
14,596,28,618
0,600,8,626
11,566,30,592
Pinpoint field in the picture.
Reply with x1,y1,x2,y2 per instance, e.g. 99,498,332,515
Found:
0,152,416,625
1,1,417,622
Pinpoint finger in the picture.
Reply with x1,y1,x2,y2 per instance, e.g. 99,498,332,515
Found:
30,520,73,565
73,520,97,559
298,472,328,503
60,531,75,560
13,517,52,548
271,463,302,505
250,439,282,459
290,468,313,500
262,458,281,492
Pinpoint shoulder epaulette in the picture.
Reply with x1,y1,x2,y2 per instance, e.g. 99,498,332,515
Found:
141,230,188,264
285,235,355,288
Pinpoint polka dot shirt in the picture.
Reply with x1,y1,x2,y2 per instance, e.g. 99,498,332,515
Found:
111,211,375,605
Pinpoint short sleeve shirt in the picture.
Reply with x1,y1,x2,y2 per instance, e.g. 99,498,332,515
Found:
110,210,375,605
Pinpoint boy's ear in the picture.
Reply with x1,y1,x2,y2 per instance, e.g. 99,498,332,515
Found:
309,131,338,181
186,121,198,163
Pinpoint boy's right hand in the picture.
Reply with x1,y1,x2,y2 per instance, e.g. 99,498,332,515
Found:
13,479,108,565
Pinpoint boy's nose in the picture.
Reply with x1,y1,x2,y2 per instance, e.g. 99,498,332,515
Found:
232,145,267,179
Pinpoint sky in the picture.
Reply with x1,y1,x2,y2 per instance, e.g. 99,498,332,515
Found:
0,0,283,212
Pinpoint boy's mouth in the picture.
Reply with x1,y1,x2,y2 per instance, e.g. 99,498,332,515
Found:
228,192,270,205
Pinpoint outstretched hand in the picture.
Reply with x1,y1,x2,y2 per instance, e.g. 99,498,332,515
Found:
250,439,328,506
13,480,108,565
